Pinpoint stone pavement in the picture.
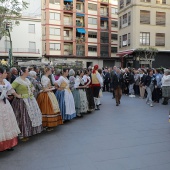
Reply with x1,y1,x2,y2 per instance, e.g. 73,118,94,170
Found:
0,92,170,170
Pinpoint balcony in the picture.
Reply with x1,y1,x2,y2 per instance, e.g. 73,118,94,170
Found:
63,4,73,12
100,0,109,4
100,12,108,16
64,21,73,26
64,49,73,55
101,25,108,30
76,22,84,27
76,37,85,44
76,44,85,56
64,36,73,41
0,48,40,54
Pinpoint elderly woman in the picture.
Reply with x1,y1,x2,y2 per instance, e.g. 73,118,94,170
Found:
162,69,170,105
29,71,42,99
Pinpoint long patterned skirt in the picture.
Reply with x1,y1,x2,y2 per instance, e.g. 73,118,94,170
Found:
72,89,81,116
79,89,88,114
11,98,43,138
85,88,95,111
0,99,20,151
37,92,63,127
55,90,76,120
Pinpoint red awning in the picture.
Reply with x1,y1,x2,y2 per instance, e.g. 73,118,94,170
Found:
117,50,134,57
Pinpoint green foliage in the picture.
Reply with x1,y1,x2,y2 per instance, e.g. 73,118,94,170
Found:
0,0,28,39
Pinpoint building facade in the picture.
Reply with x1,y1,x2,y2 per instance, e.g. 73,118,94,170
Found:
117,0,170,68
0,17,42,64
42,0,119,68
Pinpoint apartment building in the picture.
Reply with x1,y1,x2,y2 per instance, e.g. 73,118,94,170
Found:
0,17,42,64
117,0,170,68
42,0,119,68
0,0,42,64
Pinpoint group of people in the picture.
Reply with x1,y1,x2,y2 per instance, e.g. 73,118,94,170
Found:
103,66,170,107
0,64,103,152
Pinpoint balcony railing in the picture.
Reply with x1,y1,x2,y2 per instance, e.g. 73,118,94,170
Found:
76,22,84,27
100,0,109,3
64,21,73,26
64,49,73,55
101,25,108,30
0,48,40,53
76,37,85,43
63,4,73,11
64,37,73,41
76,51,85,56
100,52,109,57
100,12,108,16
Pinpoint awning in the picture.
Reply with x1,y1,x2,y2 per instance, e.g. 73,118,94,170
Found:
64,0,73,2
76,28,86,34
116,50,134,57
101,17,108,21
76,13,84,17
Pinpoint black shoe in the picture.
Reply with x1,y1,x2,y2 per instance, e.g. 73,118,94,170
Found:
162,102,168,105
116,103,119,106
7,148,14,151
119,101,120,104
95,105,100,110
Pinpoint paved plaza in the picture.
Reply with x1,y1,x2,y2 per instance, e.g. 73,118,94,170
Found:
0,92,170,170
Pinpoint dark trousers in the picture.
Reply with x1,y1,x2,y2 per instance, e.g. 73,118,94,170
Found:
134,85,140,95
103,82,109,92
93,86,101,98
114,86,122,104
153,88,162,102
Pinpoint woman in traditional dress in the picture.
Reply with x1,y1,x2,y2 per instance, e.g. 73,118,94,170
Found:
37,67,63,131
55,68,76,121
29,71,43,99
0,67,21,151
11,67,43,141
83,69,95,112
74,70,88,116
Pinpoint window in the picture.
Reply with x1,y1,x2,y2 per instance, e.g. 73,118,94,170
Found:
155,33,165,46
119,36,122,48
140,0,151,2
29,42,36,52
156,12,166,26
128,12,131,25
111,20,118,27
88,3,97,11
111,34,118,40
50,43,60,50
126,0,131,5
140,32,150,45
88,17,97,25
50,13,60,20
111,47,117,53
88,46,97,52
88,31,97,38
156,0,166,4
64,30,69,37
123,14,127,24
128,33,130,46
49,0,60,4
76,3,81,10
111,7,118,14
50,28,60,35
101,21,105,27
122,34,127,46
120,0,124,9
140,10,150,24
28,24,35,33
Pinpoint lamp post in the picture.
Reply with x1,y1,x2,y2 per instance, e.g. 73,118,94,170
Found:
5,22,13,67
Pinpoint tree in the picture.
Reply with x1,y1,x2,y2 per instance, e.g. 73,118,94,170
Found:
0,0,28,40
135,47,158,68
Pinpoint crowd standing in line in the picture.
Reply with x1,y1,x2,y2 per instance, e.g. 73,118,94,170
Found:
0,64,170,152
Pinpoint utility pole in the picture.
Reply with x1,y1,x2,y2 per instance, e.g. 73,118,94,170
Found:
5,22,13,67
